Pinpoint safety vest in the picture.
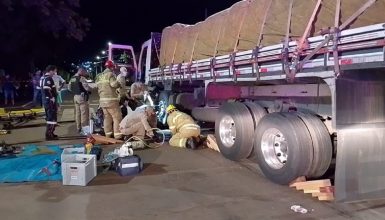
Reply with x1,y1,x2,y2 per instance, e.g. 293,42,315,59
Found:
69,76,86,95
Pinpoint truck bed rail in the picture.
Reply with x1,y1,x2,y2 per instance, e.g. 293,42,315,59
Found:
149,23,385,82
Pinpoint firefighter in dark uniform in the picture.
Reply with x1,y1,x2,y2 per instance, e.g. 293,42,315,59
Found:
40,65,59,140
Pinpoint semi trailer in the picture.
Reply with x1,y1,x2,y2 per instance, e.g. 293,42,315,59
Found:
109,0,385,202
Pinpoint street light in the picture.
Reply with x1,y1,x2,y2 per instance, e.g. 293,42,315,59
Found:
96,56,101,60
101,50,106,55
108,41,112,46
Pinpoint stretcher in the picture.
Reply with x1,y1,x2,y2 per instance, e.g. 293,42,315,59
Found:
0,107,45,129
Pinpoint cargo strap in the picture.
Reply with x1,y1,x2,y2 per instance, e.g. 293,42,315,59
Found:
290,0,322,79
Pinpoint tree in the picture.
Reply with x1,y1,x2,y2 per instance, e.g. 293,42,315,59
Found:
0,0,90,75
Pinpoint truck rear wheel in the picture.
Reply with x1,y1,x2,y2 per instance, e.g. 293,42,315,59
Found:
157,91,172,125
296,112,332,178
252,113,313,185
243,102,267,129
215,102,255,161
243,102,267,158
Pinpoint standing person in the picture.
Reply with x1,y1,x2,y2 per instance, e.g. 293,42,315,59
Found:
3,74,15,106
117,67,131,117
40,65,59,140
32,70,42,107
52,71,66,110
166,105,202,149
96,60,122,140
68,67,91,134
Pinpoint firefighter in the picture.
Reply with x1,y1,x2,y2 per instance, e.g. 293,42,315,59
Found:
40,65,59,140
68,67,91,134
119,106,157,139
96,60,123,139
166,105,201,149
117,66,128,99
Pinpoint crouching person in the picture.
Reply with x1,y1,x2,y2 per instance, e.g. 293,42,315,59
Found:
119,106,156,139
166,105,201,149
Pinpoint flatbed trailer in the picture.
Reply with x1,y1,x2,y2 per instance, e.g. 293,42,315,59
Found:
110,0,385,202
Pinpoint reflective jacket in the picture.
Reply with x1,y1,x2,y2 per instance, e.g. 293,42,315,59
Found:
96,68,119,108
167,111,200,135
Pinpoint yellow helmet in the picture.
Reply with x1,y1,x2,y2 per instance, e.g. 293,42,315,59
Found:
166,104,177,113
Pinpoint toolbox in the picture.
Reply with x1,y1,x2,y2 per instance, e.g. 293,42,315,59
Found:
62,154,96,186
114,155,143,176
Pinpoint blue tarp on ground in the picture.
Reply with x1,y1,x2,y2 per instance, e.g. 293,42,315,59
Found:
0,145,63,183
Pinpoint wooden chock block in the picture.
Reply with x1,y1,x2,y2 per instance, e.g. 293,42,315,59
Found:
206,134,220,152
292,179,331,191
289,176,306,187
91,134,123,145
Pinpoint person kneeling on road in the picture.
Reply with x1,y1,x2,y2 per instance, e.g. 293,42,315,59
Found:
166,105,202,149
119,106,157,140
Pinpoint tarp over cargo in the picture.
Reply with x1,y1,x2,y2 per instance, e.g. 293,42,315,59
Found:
159,0,385,66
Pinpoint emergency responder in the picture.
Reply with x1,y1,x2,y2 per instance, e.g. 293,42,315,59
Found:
117,66,130,117
166,105,202,149
96,60,123,139
130,81,147,105
68,67,91,134
40,65,59,140
117,66,128,99
119,106,157,139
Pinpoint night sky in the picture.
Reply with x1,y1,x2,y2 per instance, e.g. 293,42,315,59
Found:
71,0,240,62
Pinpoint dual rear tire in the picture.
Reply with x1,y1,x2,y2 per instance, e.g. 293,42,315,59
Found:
215,102,332,185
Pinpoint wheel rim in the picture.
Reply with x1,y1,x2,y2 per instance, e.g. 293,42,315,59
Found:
219,116,236,148
157,100,167,124
260,128,288,169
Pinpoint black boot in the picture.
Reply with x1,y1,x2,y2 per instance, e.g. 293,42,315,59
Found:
46,124,59,140
185,137,198,150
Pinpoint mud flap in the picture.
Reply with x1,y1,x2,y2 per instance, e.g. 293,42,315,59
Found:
334,70,385,202
335,126,385,202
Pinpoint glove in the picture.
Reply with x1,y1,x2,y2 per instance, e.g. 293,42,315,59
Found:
50,97,55,103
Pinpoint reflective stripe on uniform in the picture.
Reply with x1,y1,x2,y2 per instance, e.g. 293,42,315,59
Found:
105,132,113,135
172,113,182,124
43,86,51,90
100,97,119,101
47,121,57,125
179,138,187,147
180,124,200,130
96,80,109,84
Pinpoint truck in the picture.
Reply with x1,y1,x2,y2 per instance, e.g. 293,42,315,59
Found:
109,0,385,202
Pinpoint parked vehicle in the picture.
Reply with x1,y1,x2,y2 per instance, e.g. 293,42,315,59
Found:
110,0,385,202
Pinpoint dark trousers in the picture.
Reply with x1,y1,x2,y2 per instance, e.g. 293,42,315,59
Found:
44,99,58,137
